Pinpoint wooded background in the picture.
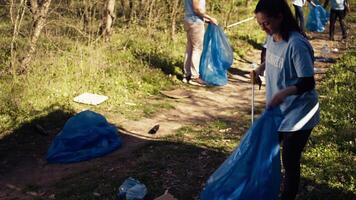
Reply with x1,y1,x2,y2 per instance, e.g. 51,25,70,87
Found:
0,0,253,74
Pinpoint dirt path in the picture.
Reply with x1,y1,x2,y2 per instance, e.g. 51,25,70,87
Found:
0,24,351,199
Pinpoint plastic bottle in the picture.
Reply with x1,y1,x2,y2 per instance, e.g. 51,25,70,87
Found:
126,183,148,200
321,44,330,58
116,177,147,200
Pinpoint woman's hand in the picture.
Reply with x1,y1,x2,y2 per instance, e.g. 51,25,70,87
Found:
250,70,262,90
267,86,298,108
205,16,218,25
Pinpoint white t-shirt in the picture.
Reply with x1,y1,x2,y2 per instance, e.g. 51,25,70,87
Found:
330,0,345,10
265,32,319,131
292,0,306,7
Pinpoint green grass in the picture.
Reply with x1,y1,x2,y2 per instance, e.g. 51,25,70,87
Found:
0,5,266,136
0,28,182,135
299,50,356,198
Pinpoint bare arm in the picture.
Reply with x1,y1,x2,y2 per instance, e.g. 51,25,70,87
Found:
307,0,317,7
192,0,218,24
268,86,298,108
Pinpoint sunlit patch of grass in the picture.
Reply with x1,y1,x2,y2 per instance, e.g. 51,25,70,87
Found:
0,27,182,135
299,42,356,198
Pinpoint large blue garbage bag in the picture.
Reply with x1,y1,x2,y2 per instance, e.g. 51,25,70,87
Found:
47,110,122,163
201,109,283,200
200,24,233,86
306,5,329,32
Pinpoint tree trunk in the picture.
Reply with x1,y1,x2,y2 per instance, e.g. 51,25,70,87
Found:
224,0,236,28
147,0,155,34
170,0,179,41
20,0,52,71
99,0,115,41
10,0,26,73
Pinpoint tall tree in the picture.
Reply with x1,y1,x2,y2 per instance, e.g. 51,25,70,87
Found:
170,0,180,41
99,0,115,41
20,0,52,71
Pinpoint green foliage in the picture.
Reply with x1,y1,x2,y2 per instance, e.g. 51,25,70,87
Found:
318,53,356,130
0,26,182,134
301,48,356,197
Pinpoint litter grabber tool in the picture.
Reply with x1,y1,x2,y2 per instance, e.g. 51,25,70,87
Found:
250,63,259,124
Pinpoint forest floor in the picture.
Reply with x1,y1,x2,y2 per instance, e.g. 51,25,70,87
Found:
0,22,353,200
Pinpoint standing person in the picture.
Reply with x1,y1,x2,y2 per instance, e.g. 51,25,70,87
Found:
251,0,320,199
183,0,217,85
324,0,348,40
292,0,316,32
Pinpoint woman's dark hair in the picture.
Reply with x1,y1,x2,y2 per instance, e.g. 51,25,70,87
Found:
254,0,304,41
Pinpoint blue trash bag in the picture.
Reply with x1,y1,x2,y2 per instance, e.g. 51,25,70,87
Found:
46,110,122,163
199,24,233,86
306,5,329,32
200,109,283,200
117,177,147,200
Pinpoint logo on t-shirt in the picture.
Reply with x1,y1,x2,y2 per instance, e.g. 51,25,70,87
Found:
266,52,284,69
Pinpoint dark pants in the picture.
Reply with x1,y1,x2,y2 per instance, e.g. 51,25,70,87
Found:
294,5,304,31
279,129,312,200
329,9,347,39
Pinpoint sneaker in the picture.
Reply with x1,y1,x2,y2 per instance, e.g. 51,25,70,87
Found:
189,78,205,86
182,77,188,83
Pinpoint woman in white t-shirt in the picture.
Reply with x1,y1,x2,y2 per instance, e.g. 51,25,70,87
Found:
183,0,217,85
251,0,320,199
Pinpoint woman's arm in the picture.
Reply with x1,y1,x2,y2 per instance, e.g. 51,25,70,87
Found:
192,0,218,24
307,0,317,7
268,76,315,108
250,61,265,89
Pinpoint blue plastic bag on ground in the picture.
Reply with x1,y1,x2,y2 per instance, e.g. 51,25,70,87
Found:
200,24,233,86
201,109,282,200
117,177,147,200
47,110,122,163
306,5,329,32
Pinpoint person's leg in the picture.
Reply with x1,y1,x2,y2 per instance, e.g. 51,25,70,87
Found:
183,21,193,80
329,9,337,40
337,10,347,39
280,129,312,200
189,22,205,79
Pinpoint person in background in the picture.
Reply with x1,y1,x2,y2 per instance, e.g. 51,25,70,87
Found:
292,0,316,32
251,0,320,199
324,0,349,40
183,0,217,85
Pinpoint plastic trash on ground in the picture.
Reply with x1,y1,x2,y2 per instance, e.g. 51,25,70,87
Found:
200,109,282,200
200,24,233,86
46,110,122,163
306,5,329,32
73,92,108,105
117,177,147,200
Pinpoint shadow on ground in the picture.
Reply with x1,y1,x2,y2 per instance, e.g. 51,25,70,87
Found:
133,50,184,79
0,109,354,200
0,109,74,176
